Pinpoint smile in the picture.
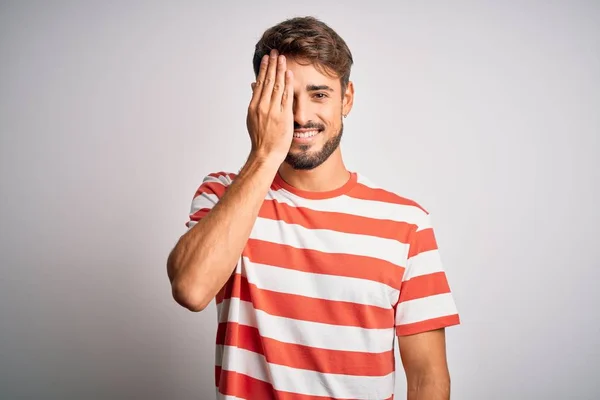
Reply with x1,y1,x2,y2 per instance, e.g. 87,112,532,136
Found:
293,129,320,139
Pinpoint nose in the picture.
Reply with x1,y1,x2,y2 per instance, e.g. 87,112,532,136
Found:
292,98,309,127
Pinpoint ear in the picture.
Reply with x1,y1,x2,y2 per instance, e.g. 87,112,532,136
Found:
342,81,354,117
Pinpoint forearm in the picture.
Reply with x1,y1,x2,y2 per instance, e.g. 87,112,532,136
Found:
167,152,280,311
407,373,451,400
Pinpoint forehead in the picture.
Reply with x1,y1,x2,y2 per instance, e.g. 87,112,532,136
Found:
285,58,341,90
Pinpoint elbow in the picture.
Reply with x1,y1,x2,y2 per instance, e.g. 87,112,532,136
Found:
166,248,213,312
407,370,451,398
168,258,211,312
171,278,211,312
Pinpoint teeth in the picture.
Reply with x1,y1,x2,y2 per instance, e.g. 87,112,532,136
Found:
293,130,319,138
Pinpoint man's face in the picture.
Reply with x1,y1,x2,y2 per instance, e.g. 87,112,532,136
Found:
284,58,353,170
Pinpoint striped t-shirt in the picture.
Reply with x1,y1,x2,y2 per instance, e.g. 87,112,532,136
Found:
186,170,460,400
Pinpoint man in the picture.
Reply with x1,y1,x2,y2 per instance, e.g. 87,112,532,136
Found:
167,16,460,400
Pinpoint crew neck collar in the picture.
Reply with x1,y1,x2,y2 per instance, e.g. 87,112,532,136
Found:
273,171,358,200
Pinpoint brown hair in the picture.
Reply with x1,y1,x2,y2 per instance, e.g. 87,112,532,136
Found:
253,16,353,93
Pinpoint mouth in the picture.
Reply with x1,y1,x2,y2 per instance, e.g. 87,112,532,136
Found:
293,129,321,142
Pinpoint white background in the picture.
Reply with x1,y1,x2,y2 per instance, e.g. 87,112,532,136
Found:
1,1,599,399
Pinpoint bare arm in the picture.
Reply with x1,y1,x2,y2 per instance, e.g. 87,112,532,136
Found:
399,328,452,400
167,155,279,311
167,50,294,311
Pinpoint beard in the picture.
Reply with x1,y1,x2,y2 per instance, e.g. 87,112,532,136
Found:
285,121,344,171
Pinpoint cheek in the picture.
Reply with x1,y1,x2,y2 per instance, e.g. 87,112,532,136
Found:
319,105,341,127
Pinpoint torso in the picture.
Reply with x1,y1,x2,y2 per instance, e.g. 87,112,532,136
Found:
213,171,423,400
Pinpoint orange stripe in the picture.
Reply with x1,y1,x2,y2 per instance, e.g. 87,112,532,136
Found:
194,180,227,198
408,227,438,258
217,368,391,400
216,322,394,377
188,179,229,226
396,314,460,336
218,369,276,400
349,182,427,211
243,240,404,290
208,171,238,181
399,272,451,303
218,274,394,329
188,208,210,226
259,199,413,241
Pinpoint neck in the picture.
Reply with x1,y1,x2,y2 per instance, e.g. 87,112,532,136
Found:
278,149,350,192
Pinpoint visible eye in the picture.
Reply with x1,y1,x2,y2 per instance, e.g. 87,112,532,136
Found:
313,92,328,100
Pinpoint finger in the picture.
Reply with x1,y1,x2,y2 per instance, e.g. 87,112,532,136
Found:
282,69,294,112
250,54,268,107
271,54,286,104
260,49,279,106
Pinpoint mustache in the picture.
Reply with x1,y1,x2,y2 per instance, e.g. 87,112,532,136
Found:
294,121,325,131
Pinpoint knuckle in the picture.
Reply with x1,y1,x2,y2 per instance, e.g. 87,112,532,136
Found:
258,104,269,115
264,77,272,86
273,83,281,92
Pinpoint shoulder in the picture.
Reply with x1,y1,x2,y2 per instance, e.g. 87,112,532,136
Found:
202,171,238,186
191,171,238,199
353,173,431,227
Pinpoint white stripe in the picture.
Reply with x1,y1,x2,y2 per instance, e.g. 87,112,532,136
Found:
356,174,432,225
216,298,395,353
266,189,426,226
403,250,445,281
218,345,395,399
187,215,203,229
415,214,433,231
204,173,234,186
190,192,219,213
242,257,397,309
250,217,408,267
187,220,197,229
189,173,230,216
396,292,458,325
187,192,219,229
188,177,428,232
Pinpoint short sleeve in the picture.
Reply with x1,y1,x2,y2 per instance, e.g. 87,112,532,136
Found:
185,172,236,230
395,212,460,336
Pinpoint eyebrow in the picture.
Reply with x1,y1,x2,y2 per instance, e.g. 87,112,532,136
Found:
306,84,334,92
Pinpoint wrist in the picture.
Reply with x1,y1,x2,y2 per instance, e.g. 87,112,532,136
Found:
247,150,284,172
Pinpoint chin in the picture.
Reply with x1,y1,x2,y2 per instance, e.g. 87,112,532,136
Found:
286,126,343,170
